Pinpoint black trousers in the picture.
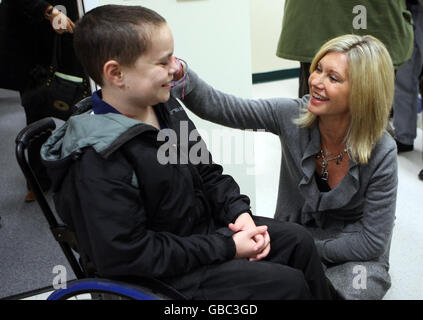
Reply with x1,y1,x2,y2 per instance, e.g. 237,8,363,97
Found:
166,217,332,300
19,90,51,191
299,62,311,98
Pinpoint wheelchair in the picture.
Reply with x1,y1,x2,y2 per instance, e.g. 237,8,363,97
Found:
15,117,186,300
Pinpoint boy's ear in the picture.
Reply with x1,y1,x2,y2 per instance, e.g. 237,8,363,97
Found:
103,60,124,87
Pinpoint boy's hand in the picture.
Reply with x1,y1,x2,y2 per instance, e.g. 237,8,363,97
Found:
249,230,271,262
229,213,271,261
232,225,269,259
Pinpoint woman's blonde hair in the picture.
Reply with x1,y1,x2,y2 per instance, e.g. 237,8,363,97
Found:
296,34,394,164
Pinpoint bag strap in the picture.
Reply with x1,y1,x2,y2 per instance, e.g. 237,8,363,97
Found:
48,34,91,93
44,34,61,83
50,34,60,71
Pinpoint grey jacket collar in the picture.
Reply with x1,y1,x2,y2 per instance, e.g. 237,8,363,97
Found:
41,110,156,162
298,123,360,226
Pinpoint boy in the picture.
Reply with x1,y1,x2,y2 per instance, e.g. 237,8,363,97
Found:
41,5,331,299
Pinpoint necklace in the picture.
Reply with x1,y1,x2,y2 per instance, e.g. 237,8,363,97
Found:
315,148,348,181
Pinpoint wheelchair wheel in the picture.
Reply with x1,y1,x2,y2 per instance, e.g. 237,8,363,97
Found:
47,279,168,300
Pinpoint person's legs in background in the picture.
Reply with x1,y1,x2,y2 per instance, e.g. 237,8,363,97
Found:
298,62,311,98
20,90,51,201
393,2,423,152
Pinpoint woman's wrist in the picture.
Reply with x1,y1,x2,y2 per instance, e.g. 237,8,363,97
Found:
44,5,54,20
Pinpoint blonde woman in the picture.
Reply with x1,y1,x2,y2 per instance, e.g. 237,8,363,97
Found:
173,34,397,299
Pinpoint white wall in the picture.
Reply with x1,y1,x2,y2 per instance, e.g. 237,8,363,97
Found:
88,0,257,211
250,0,298,73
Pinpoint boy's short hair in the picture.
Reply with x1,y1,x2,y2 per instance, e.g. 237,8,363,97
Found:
73,5,166,86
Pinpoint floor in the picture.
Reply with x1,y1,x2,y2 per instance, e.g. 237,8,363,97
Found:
0,88,75,300
7,78,423,300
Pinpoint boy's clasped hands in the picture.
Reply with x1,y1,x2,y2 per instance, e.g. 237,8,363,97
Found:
230,213,271,262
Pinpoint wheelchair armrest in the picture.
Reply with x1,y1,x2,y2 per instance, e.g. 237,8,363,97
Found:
15,118,56,148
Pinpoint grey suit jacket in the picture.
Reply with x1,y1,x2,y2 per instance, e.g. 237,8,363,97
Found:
172,69,398,265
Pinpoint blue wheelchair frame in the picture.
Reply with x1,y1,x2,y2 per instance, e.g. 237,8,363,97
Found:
47,279,160,300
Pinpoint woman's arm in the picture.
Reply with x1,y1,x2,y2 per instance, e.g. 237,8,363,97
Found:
172,69,305,136
316,145,398,263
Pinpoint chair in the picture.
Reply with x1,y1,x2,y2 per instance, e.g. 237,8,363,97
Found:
15,117,186,300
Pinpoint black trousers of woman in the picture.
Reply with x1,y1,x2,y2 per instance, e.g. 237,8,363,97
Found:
19,90,52,192
299,62,311,98
165,217,332,300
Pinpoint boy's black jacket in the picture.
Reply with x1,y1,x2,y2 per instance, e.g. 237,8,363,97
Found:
41,96,251,283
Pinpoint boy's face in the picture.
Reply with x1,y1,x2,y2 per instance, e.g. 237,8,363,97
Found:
121,23,178,108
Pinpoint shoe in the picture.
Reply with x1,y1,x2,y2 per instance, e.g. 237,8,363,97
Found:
419,169,423,181
24,190,36,202
395,139,413,153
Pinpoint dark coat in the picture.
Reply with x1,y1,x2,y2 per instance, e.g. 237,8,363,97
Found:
0,0,84,92
276,0,413,67
41,96,251,282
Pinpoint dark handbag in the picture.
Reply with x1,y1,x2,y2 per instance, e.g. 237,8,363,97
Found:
21,35,90,121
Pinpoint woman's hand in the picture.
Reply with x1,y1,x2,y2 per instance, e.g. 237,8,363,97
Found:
171,57,187,82
46,6,75,34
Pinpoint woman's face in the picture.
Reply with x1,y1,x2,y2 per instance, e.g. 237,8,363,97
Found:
307,52,351,120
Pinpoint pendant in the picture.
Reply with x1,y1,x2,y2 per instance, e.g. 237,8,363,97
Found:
317,148,348,181
322,169,329,181
336,153,343,165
